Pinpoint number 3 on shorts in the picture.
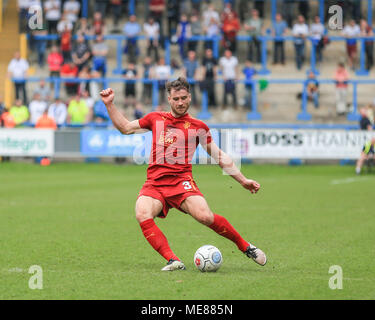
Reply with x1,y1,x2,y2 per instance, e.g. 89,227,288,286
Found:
182,181,192,190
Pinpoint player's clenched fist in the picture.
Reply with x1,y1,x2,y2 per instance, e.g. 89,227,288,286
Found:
100,88,115,106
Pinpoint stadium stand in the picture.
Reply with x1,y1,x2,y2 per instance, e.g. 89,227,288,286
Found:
1,0,375,127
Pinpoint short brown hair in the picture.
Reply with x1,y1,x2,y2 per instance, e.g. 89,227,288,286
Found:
165,77,190,95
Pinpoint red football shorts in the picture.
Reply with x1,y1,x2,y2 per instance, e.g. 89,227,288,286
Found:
137,175,204,218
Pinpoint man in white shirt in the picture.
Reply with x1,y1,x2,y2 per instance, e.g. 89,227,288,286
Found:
7,51,29,104
48,97,67,125
342,19,361,69
292,15,309,70
310,15,325,63
219,49,239,108
144,17,160,62
29,93,48,124
44,0,61,34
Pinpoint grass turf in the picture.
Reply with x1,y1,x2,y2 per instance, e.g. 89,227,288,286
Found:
0,163,374,300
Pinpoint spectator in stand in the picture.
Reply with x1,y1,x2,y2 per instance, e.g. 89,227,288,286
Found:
190,0,202,15
57,13,74,34
359,107,373,130
202,3,220,30
292,15,309,70
29,93,48,125
17,0,31,33
93,11,106,36
189,13,202,52
219,49,239,108
44,0,61,34
67,93,90,124
74,17,93,37
167,0,180,39
110,0,122,32
342,19,361,70
59,24,73,62
221,2,238,22
33,79,51,102
63,0,80,26
123,15,141,63
0,104,16,128
272,13,288,65
242,60,257,110
360,19,374,71
48,97,67,125
144,17,160,62
72,34,91,71
47,45,64,79
201,48,217,108
204,17,220,50
92,34,109,76
244,9,263,64
304,71,319,109
298,0,309,20
7,51,29,104
222,11,240,54
333,62,350,116
77,65,91,94
183,50,200,107
123,63,138,107
152,57,172,105
149,0,166,46
176,14,192,60
35,107,57,130
142,56,153,105
89,70,102,101
310,16,325,63
9,99,29,126
60,61,79,95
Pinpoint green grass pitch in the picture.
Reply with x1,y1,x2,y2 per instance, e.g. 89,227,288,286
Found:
1,162,374,300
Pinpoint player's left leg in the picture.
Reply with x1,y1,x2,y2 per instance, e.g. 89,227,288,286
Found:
179,195,267,266
356,152,367,174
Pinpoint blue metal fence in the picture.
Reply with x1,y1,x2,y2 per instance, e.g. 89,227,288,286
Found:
12,76,375,122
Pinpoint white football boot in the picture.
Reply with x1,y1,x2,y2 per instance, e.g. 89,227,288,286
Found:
161,259,186,271
244,243,267,266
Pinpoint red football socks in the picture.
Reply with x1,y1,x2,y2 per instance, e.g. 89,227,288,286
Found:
139,219,180,261
209,214,249,252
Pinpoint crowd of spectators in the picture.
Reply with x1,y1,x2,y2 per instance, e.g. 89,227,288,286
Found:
2,0,375,129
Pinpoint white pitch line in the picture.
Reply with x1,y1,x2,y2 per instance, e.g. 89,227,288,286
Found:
330,177,371,185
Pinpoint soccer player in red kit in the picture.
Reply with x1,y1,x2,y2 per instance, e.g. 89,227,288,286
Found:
100,77,266,271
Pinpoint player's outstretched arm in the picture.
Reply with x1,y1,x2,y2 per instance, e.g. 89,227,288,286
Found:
100,88,143,135
204,141,260,194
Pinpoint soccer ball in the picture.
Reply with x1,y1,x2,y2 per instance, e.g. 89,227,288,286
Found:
194,245,223,272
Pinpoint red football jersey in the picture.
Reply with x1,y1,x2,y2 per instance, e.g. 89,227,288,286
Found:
139,111,212,181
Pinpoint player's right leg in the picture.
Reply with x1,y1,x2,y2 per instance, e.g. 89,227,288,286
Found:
180,195,267,266
136,196,185,271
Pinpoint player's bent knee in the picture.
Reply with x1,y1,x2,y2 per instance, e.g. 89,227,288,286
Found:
194,209,214,226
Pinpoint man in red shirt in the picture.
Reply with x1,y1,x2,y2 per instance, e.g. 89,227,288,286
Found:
100,77,266,271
